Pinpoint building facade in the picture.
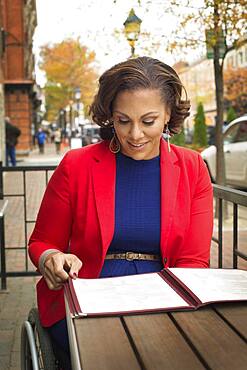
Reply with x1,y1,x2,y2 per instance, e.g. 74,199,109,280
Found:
1,0,38,154
174,59,216,128
174,40,247,129
225,42,247,69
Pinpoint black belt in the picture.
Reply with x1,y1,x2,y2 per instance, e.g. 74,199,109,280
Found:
105,252,161,262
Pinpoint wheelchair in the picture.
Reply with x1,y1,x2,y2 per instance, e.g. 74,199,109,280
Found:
20,308,58,370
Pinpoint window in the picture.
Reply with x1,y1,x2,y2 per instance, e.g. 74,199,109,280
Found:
224,122,247,143
234,122,247,142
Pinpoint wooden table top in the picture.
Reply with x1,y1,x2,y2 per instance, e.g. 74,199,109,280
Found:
70,303,247,370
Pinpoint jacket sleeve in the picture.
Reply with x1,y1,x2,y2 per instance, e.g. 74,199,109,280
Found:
28,153,72,269
175,155,213,268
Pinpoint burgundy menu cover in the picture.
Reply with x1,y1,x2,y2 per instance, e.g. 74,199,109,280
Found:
64,268,247,318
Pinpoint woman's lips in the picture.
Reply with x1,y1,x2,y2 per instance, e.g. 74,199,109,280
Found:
127,141,147,150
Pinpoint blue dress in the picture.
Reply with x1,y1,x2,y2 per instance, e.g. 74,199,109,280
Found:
100,152,163,277
47,152,163,362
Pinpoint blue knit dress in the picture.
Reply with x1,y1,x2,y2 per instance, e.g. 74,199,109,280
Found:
100,151,163,277
47,151,164,360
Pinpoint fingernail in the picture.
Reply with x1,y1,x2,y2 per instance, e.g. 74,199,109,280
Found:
73,272,78,278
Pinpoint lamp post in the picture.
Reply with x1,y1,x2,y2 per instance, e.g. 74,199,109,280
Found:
74,87,81,130
123,8,142,58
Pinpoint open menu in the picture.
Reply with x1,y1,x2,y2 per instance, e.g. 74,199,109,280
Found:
64,268,247,317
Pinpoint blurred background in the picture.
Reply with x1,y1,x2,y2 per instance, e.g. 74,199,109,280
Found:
0,0,246,188
0,3,246,368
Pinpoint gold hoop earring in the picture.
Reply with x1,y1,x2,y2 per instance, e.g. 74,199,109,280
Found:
109,134,120,153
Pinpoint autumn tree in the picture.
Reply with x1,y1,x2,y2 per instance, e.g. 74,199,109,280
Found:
166,0,247,187
224,68,247,116
40,39,98,122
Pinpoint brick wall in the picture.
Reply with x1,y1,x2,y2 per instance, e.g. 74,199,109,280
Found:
5,85,32,153
3,0,24,79
1,0,37,154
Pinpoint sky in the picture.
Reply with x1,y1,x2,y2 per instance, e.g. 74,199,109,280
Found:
33,0,205,86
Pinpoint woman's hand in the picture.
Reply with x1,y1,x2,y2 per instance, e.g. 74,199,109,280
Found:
43,252,83,290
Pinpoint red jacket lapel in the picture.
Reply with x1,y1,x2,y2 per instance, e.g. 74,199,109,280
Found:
92,142,116,256
160,139,180,263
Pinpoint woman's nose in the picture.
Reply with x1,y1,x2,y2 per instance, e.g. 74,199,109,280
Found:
129,123,144,140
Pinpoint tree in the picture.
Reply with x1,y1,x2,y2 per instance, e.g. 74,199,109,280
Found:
224,68,247,116
40,39,98,122
193,102,208,148
226,106,237,123
170,126,186,147
166,0,247,187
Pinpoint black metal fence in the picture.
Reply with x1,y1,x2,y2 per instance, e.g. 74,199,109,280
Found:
212,184,247,268
0,162,246,290
0,162,56,289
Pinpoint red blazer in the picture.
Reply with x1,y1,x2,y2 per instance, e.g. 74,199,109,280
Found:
29,139,213,326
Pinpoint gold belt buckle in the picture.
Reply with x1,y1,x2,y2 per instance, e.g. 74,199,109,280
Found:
126,252,135,261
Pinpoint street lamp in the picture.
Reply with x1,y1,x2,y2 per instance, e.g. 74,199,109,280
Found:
74,87,81,130
123,8,142,58
74,87,81,101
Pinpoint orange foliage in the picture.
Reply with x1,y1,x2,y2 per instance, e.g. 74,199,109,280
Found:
224,67,247,115
40,39,98,121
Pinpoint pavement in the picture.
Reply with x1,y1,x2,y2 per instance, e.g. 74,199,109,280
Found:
0,142,246,370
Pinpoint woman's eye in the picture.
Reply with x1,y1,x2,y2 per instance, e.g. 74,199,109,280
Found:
118,118,129,124
143,120,155,125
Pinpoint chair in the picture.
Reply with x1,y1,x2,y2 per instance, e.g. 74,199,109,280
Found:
20,308,57,370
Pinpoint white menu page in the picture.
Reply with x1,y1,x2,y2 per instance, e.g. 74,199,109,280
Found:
72,272,190,315
169,268,247,303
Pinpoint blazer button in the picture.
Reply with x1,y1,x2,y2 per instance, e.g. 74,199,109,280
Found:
163,257,167,264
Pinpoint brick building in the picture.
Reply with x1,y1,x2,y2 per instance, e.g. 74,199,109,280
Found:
0,0,38,154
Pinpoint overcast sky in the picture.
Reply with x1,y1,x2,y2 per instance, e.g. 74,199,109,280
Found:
33,0,205,86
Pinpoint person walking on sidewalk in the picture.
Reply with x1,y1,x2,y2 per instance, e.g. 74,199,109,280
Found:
54,128,62,154
5,116,21,167
36,128,46,154
28,56,213,370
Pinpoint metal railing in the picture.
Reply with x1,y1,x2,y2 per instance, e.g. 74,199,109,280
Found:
0,162,56,289
0,199,8,289
0,161,246,290
212,184,247,268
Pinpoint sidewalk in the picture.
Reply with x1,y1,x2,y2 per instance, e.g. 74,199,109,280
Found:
0,143,247,369
17,141,70,166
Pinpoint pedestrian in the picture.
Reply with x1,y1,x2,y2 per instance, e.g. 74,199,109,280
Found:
5,117,21,167
36,128,46,154
28,56,213,370
54,128,62,154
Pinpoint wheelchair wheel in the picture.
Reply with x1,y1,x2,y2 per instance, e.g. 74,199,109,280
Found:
21,308,57,370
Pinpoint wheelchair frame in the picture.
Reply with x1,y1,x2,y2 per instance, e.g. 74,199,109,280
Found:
20,308,57,370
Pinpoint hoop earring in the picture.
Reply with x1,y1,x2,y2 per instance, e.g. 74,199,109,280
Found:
109,134,120,153
165,125,171,153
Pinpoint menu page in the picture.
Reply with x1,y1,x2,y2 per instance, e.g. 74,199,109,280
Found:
72,272,190,315
169,268,247,304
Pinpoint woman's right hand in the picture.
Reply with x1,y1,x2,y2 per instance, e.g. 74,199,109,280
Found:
43,252,83,290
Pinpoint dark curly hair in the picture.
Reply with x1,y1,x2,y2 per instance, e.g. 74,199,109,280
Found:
90,56,190,139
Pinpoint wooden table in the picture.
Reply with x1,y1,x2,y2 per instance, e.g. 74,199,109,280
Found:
66,302,247,370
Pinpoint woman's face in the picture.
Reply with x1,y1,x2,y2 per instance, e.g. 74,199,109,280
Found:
112,89,169,160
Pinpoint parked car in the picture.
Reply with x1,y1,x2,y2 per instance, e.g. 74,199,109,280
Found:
201,116,247,189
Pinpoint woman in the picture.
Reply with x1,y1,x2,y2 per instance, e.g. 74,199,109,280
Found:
28,56,213,368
